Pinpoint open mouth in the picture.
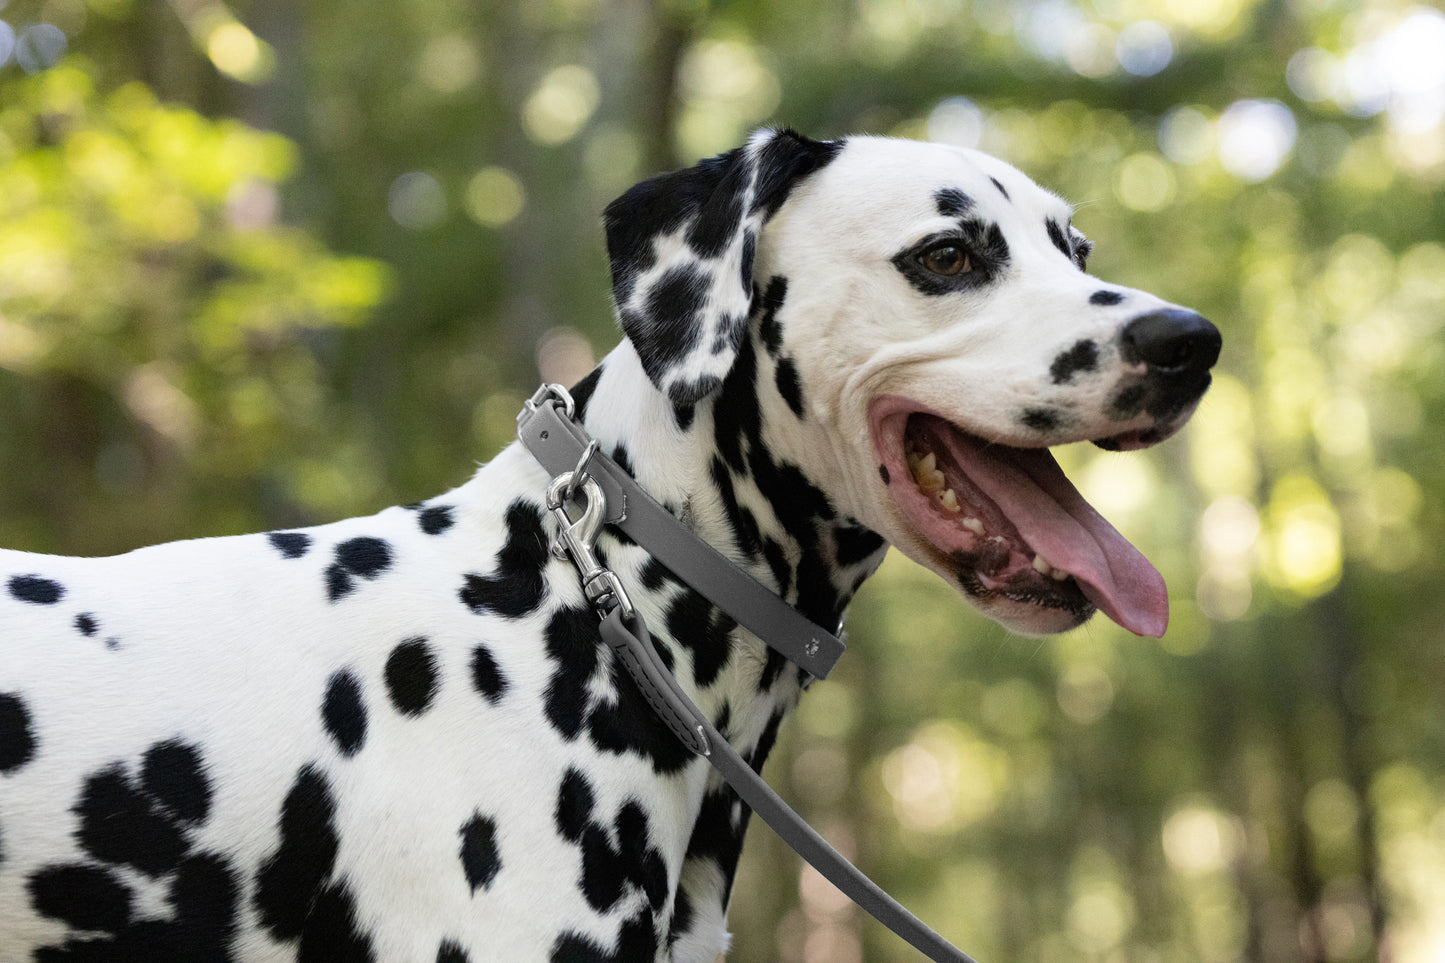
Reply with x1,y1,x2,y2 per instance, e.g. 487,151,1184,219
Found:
870,398,1168,637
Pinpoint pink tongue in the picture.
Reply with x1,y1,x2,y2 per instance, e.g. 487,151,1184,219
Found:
946,435,1169,637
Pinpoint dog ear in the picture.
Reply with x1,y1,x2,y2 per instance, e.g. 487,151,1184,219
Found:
603,128,842,405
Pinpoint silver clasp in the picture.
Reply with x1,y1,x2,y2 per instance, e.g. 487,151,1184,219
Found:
546,472,634,620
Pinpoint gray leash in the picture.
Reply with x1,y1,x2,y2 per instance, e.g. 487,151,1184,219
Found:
518,384,978,963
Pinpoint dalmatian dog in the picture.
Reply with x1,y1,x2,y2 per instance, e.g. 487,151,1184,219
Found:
0,129,1219,962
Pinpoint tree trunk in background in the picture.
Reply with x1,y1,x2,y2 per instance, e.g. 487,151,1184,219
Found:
637,0,690,172
1317,585,1388,959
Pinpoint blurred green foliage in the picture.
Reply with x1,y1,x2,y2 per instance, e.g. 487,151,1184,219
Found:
2,0,1444,960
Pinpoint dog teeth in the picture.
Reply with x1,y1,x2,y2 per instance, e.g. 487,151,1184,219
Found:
908,450,946,493
1031,554,1072,581
962,515,984,535
937,488,960,513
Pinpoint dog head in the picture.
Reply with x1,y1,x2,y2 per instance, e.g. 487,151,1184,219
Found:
604,130,1220,639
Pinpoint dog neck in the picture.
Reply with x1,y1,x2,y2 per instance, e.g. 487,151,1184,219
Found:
570,334,888,696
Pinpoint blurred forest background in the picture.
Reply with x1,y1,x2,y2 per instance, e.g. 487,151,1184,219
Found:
2,0,1443,960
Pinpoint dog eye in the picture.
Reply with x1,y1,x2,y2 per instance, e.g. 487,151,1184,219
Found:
919,244,971,276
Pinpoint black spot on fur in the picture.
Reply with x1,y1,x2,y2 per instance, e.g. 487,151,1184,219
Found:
750,710,786,773
665,589,736,689
935,187,974,217
253,766,341,940
28,740,238,959
1046,217,1072,259
775,357,804,417
682,788,747,902
420,505,455,535
710,456,762,560
140,741,211,824
459,812,501,894
610,443,636,479
75,612,98,637
29,852,240,960
469,644,508,705
322,670,368,756
878,464,890,484
555,767,596,843
1051,339,1099,384
585,660,694,774
835,523,885,567
297,882,374,962
28,864,134,932
543,605,602,741
8,574,63,604
570,366,601,421
438,941,472,963
579,822,626,912
550,910,658,963
672,400,697,432
336,537,391,577
616,801,669,911
268,532,312,559
763,538,792,600
326,537,393,602
385,638,440,717
1090,289,1124,306
667,886,694,951
74,766,189,876
759,647,789,692
631,264,709,387
749,130,843,219
460,499,549,618
756,276,788,356
569,797,668,916
0,693,37,773
1023,408,1060,431
739,231,756,294
326,566,354,603
990,176,1010,200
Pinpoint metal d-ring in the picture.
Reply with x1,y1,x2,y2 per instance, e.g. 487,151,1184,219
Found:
525,382,575,421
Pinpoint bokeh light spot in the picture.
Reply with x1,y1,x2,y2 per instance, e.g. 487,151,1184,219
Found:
0,22,16,68
1162,805,1239,876
388,171,446,230
207,22,270,83
1114,152,1176,211
417,34,482,94
522,64,600,147
464,166,524,227
1056,664,1114,724
1217,99,1296,182
1115,21,1173,77
1158,105,1212,165
927,97,984,148
15,22,66,73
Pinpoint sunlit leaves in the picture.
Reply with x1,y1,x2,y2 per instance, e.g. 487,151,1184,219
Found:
0,61,390,547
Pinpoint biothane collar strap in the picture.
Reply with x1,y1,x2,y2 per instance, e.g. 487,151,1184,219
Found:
515,390,846,680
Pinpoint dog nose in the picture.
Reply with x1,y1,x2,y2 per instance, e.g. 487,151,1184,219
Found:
1120,309,1221,378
